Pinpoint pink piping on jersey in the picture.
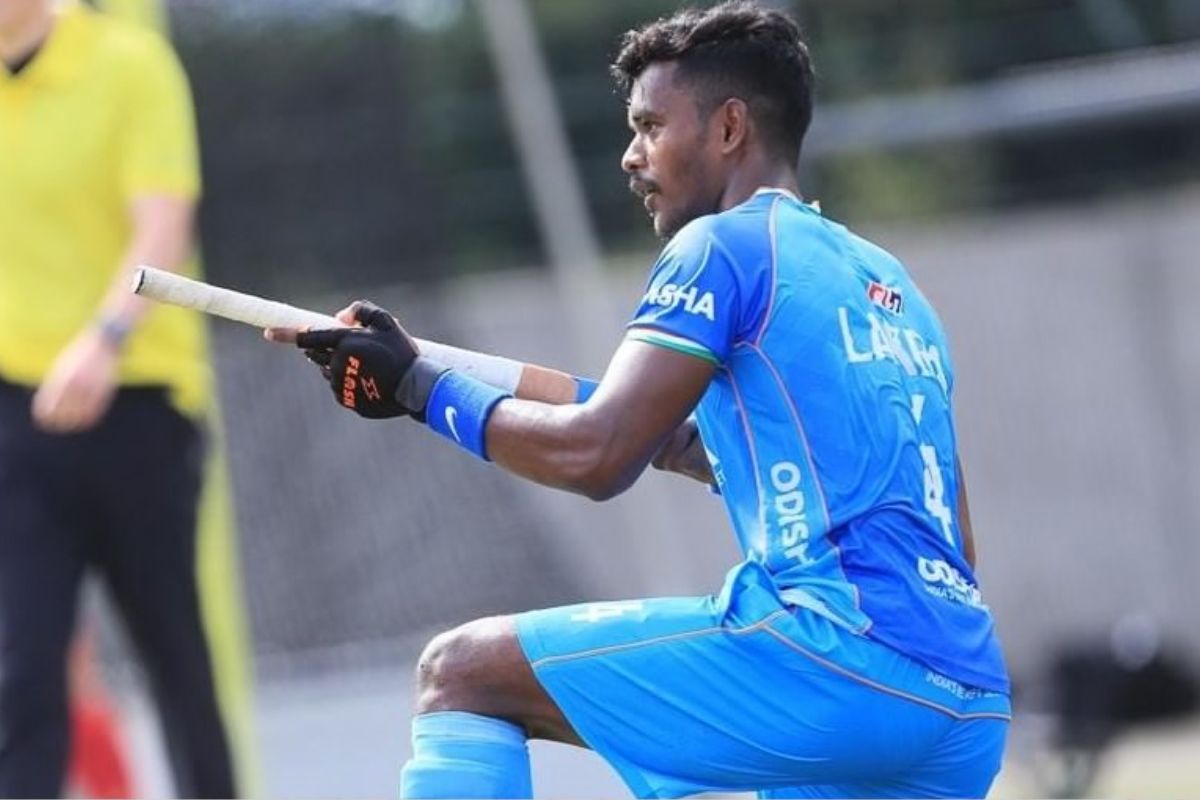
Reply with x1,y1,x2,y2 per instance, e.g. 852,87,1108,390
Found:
743,346,832,532
746,197,832,534
724,366,768,553
746,331,832,532
753,193,785,347
735,198,896,622
740,192,862,613
728,357,865,622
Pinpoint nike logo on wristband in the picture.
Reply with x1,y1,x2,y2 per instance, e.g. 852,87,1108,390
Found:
445,406,461,442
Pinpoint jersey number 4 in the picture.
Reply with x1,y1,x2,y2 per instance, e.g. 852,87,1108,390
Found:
912,394,955,546
920,444,954,545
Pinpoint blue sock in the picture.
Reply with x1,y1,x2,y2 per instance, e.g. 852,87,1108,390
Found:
400,711,532,799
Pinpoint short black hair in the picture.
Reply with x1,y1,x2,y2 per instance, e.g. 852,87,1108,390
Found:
611,1,815,163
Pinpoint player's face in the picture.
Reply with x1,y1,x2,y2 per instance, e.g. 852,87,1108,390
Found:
622,62,726,239
0,0,50,32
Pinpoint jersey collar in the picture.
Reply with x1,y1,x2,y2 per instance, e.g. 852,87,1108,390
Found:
753,187,801,202
2,1,90,89
752,186,822,213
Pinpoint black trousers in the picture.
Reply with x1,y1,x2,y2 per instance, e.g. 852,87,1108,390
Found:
0,379,236,798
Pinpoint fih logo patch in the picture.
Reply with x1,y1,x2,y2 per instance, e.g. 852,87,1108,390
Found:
866,280,903,314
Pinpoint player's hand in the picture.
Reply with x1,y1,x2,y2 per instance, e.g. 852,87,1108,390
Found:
652,419,715,485
32,329,120,433
286,301,444,419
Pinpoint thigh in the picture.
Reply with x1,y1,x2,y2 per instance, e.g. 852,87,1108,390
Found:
885,716,1008,799
0,478,84,678
90,392,207,672
516,561,957,799
760,718,1009,799
0,384,86,706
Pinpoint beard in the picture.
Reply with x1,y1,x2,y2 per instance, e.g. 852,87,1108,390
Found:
655,189,721,239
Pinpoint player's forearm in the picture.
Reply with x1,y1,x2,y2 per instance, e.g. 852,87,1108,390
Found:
432,339,706,499
486,400,655,501
414,347,712,487
96,197,195,335
417,342,594,405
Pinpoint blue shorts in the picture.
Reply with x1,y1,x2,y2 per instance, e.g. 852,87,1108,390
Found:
515,560,1009,799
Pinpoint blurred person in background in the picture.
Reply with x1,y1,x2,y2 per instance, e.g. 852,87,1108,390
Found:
271,1,1008,797
0,0,236,796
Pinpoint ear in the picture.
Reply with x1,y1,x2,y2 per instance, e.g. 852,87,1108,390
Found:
716,98,750,155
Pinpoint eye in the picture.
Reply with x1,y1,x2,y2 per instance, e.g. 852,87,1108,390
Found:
628,114,658,135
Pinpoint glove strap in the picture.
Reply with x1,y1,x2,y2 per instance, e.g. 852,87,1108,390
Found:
424,370,511,461
397,357,450,415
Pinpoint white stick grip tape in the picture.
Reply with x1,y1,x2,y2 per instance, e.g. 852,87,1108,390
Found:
132,265,525,392
132,265,341,330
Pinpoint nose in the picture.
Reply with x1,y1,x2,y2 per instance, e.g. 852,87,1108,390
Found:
621,135,645,175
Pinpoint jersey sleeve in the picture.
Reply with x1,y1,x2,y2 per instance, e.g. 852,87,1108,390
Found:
117,34,201,200
627,219,744,365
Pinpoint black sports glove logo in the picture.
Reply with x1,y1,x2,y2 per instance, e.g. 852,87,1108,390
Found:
295,302,417,419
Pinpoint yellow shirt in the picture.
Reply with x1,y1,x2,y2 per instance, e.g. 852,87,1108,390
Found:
0,1,209,415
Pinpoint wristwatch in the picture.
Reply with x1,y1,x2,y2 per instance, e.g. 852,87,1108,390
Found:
94,312,133,349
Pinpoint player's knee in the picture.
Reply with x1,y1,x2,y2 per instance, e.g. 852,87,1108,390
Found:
414,627,458,703
413,617,503,713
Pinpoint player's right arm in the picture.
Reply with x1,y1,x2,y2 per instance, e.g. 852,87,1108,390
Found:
445,352,715,487
956,456,977,568
485,338,714,500
391,334,714,486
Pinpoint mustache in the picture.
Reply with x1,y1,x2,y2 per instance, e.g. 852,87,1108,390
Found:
629,178,660,198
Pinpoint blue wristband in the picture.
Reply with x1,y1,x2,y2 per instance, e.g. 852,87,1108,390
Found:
574,377,598,403
425,370,511,461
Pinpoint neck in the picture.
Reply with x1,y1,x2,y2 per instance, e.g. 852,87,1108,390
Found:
0,2,54,68
717,156,801,213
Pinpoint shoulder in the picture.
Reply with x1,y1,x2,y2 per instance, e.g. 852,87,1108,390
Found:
845,228,905,275
85,10,184,78
661,195,777,268
659,214,722,262
843,228,933,310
